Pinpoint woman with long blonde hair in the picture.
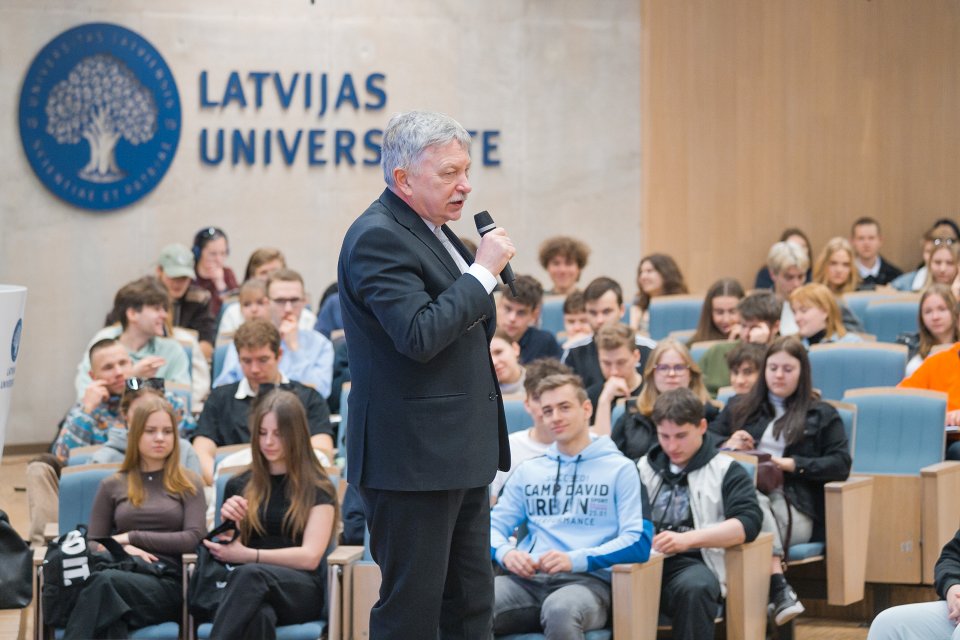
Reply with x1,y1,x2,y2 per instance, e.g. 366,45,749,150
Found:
203,390,339,639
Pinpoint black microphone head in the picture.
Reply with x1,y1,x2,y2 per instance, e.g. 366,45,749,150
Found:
474,211,495,235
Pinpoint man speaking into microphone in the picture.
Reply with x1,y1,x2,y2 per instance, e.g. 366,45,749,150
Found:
338,110,515,639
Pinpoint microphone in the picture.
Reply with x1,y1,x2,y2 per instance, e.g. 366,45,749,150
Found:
474,211,517,296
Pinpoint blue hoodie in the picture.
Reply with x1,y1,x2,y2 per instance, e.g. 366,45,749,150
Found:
490,436,654,579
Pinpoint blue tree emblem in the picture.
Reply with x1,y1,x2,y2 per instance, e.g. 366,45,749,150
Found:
45,54,157,183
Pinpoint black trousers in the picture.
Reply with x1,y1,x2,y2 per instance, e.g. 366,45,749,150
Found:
359,485,493,640
63,568,180,640
209,563,324,640
659,555,722,640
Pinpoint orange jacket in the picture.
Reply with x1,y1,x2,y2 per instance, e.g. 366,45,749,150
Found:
899,342,960,412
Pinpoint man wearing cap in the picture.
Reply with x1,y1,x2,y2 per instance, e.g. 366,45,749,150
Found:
156,243,217,361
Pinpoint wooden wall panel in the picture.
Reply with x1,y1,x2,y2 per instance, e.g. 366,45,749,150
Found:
641,0,960,291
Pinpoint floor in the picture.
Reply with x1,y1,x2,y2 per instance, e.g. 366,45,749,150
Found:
0,453,869,640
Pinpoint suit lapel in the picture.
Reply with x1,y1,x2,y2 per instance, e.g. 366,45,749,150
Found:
378,189,463,280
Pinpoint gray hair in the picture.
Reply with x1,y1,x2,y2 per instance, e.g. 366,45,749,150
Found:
381,111,472,188
767,240,810,275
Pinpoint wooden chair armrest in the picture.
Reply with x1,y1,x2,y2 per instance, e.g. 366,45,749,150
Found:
182,552,197,565
328,545,364,565
725,531,773,640
33,545,46,565
921,461,960,583
611,553,663,640
43,522,58,542
824,476,874,604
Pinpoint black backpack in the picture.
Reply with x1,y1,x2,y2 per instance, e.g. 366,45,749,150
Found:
0,509,31,609
187,519,239,622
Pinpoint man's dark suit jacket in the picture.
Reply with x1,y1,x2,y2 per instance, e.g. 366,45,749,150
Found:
338,188,510,491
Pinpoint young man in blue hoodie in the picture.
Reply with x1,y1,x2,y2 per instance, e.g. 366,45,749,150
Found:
490,373,654,638
638,388,763,640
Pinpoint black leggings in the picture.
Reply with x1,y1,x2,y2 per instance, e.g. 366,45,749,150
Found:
209,563,324,640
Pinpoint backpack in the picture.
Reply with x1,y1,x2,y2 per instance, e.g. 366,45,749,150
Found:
187,519,239,622
0,509,31,609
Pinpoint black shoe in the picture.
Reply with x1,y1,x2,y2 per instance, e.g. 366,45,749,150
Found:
770,581,804,626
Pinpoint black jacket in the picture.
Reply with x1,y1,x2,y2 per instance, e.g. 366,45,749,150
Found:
935,528,960,600
709,395,851,541
856,255,903,288
613,400,720,461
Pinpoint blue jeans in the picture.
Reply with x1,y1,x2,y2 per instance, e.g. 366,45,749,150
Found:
492,572,610,640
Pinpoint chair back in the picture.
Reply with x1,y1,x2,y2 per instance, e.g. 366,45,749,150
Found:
843,388,947,475
503,398,531,434
808,343,907,401
58,464,121,535
689,339,726,366
647,294,704,340
842,292,916,327
539,295,565,339
66,445,103,467
825,400,858,456
864,300,919,343
212,343,230,381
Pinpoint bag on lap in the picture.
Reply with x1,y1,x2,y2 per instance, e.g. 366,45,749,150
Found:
188,519,239,622
741,450,784,495
0,509,32,609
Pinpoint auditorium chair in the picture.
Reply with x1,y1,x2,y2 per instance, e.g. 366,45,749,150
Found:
841,291,916,328
863,299,920,344
539,295,565,339
504,398,532,434
807,342,907,401
689,339,726,368
647,294,704,340
843,387,960,584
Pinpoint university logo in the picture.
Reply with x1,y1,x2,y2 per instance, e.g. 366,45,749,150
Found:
10,318,21,363
18,23,181,211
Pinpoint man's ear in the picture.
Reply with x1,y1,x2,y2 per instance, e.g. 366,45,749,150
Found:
394,167,413,196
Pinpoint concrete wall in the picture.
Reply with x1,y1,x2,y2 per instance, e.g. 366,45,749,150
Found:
0,1,643,445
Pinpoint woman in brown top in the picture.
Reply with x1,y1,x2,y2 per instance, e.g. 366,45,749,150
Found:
63,395,205,639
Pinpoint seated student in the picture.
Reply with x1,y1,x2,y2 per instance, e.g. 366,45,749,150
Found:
74,277,192,398
490,358,574,503
490,330,526,396
924,241,960,296
490,374,653,638
561,290,592,349
193,319,334,485
154,243,217,360
725,342,766,397
711,337,852,626
867,526,960,640
26,339,194,546
191,226,239,318
562,277,657,390
898,334,960,461
61,395,205,639
217,248,318,341
811,237,866,332
497,274,562,363
901,284,960,376
755,228,813,290
214,269,334,398
605,338,719,460
851,217,903,289
699,291,782,397
892,220,960,292
629,253,689,336
767,241,810,336
637,388,763,640
538,235,590,296
789,283,864,347
589,324,644,427
203,390,339,639
688,278,744,345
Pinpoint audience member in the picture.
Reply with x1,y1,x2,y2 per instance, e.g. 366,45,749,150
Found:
202,390,339,638
630,253,689,335
214,269,334,398
789,283,863,347
154,243,216,360
688,278,744,344
699,291,782,397
924,241,960,295
811,237,865,331
589,324,643,427
711,337,852,625
490,330,526,396
901,284,960,376
497,274,562,363
74,277,191,398
606,338,719,460
767,241,809,336
725,343,765,397
851,217,902,288
313,283,343,339
489,358,574,502
867,527,960,640
891,231,938,293
561,290,592,348
538,236,590,295
638,388,762,640
755,228,813,289
61,395,204,638
490,374,653,638
899,333,960,460
191,226,239,317
562,277,656,390
193,319,334,484
217,248,318,340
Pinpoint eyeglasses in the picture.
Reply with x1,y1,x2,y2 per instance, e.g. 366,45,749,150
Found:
270,297,304,307
654,364,689,375
124,377,165,392
933,237,956,246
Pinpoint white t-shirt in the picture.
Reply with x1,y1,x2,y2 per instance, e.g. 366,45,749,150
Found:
490,428,552,499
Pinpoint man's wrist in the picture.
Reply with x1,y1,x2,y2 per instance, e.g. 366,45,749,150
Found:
466,263,497,294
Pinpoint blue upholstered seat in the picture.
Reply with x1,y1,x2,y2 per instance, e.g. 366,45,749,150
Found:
808,343,907,401
212,343,230,382
539,295,566,339
196,621,326,639
504,399,532,434
54,622,181,639
647,295,704,340
863,300,919,343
